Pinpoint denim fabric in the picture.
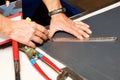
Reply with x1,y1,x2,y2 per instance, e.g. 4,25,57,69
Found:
22,0,41,18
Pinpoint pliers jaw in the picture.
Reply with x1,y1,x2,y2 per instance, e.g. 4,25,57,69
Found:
19,46,39,59
57,67,86,80
19,45,86,80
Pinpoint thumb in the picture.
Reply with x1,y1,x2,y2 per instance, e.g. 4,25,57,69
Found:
48,29,56,39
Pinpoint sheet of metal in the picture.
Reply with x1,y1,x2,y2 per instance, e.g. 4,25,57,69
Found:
40,2,120,80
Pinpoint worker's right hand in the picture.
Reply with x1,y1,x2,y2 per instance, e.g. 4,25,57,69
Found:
7,20,49,48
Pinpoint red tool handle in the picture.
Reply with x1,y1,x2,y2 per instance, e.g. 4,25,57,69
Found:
30,58,51,80
42,55,61,73
12,40,21,80
12,40,19,60
34,63,51,80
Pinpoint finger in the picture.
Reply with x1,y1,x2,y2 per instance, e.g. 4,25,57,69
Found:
78,29,90,38
35,31,48,40
75,25,92,34
25,41,36,48
48,28,56,39
72,26,91,39
31,36,44,44
75,21,90,28
72,31,84,40
65,26,90,39
36,24,49,35
64,27,84,39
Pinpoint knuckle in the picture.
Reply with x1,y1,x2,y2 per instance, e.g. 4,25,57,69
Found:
39,39,43,44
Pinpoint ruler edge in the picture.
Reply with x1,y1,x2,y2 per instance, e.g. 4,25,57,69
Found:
51,37,118,42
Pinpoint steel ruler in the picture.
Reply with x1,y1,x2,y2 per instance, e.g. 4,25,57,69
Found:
51,37,117,42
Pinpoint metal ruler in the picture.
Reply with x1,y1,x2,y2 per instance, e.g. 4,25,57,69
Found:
51,37,117,42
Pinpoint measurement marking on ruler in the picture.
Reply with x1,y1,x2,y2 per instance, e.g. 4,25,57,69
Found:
51,37,118,42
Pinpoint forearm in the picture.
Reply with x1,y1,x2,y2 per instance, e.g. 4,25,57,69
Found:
0,14,12,36
42,0,62,12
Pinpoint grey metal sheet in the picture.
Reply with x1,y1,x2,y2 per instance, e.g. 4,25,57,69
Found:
39,6,120,80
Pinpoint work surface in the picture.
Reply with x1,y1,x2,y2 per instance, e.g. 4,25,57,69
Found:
0,1,120,80
40,2,120,80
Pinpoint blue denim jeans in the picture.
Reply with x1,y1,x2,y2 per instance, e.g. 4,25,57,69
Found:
22,0,41,18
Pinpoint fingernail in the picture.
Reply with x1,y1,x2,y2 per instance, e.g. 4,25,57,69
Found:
79,36,83,40
86,25,90,28
48,35,51,39
85,34,89,38
89,30,92,34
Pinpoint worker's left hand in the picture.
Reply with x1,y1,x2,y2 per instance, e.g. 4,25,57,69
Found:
49,13,92,39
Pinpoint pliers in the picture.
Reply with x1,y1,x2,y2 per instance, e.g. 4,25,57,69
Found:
19,45,51,80
19,44,85,80
12,40,21,80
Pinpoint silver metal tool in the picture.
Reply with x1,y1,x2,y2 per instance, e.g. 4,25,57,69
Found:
57,67,86,80
51,37,117,42
19,44,86,80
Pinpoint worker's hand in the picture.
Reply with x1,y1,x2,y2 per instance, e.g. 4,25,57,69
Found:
7,20,48,48
49,13,92,39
